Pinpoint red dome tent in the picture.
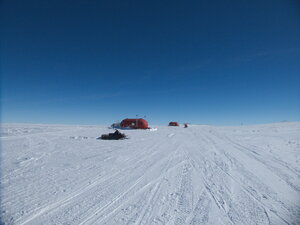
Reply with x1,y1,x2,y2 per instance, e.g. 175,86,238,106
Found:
120,118,149,129
169,122,179,126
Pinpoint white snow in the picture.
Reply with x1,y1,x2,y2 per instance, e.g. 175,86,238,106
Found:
1,122,300,225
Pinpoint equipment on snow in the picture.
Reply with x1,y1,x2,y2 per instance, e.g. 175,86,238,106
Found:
99,130,127,140
169,122,179,126
120,118,149,129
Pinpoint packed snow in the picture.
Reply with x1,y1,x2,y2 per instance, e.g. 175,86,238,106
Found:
1,122,300,225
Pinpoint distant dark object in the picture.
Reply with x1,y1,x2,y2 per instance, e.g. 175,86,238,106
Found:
99,130,127,140
169,122,179,126
120,118,149,129
184,124,188,128
111,122,121,128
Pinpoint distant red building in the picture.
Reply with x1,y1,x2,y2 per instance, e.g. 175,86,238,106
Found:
169,122,179,126
120,118,149,129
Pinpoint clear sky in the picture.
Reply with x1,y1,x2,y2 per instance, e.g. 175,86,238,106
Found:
1,0,300,125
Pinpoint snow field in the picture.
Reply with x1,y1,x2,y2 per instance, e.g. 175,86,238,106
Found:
1,122,300,224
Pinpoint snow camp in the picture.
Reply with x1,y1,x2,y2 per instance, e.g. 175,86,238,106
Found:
2,0,300,225
120,118,149,129
168,122,179,126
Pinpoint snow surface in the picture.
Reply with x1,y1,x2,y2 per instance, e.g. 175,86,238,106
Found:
1,122,300,225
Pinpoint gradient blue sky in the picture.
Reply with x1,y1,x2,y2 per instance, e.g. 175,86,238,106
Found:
1,0,300,125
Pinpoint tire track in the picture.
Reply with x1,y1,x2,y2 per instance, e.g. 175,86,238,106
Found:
191,131,296,225
203,131,300,224
136,146,181,225
212,131,300,192
17,140,166,225
181,131,272,225
181,149,235,225
78,144,181,225
189,191,212,225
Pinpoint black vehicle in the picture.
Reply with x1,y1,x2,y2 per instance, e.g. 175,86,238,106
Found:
99,130,127,140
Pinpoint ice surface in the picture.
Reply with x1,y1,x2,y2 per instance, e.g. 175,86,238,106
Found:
1,122,300,224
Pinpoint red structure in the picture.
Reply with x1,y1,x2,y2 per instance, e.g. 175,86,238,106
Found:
169,122,179,126
120,118,149,129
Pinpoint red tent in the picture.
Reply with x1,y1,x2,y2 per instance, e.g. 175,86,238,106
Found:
120,118,149,129
169,122,179,126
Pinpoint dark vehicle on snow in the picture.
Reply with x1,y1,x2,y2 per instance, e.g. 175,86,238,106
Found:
99,130,127,140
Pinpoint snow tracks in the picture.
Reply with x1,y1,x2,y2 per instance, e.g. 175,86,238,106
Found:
1,124,300,224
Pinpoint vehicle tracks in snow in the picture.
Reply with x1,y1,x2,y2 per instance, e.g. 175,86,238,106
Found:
134,146,180,225
3,124,300,225
203,131,300,224
180,131,273,225
77,142,182,225
199,131,300,225
17,139,167,225
211,130,300,189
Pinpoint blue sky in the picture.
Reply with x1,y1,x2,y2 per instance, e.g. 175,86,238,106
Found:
1,0,300,125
